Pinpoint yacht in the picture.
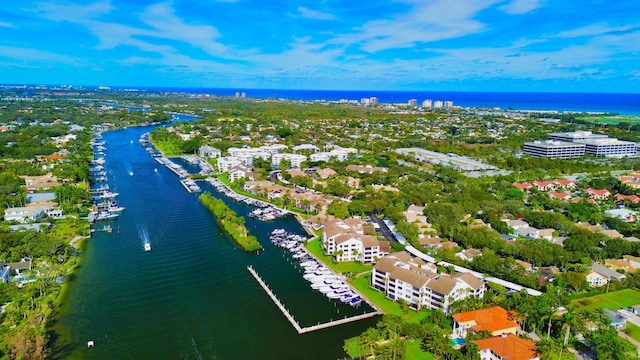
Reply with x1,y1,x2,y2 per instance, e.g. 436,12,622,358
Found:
129,171,134,176
144,242,151,252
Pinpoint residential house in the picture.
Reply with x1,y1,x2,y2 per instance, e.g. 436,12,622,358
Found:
512,182,533,192
456,249,483,262
615,193,640,204
452,306,518,338
372,254,485,313
553,179,576,189
346,164,388,174
4,206,50,223
585,188,611,199
586,262,626,287
623,255,640,269
21,173,60,193
473,334,539,360
547,191,571,201
315,168,337,179
532,180,555,191
605,259,635,273
621,171,640,189
604,208,637,222
515,259,534,271
604,309,627,330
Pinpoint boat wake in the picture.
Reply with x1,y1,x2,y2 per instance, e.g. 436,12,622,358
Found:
137,224,152,250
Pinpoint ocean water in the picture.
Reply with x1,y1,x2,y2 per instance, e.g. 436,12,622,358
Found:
50,121,377,359
113,87,640,115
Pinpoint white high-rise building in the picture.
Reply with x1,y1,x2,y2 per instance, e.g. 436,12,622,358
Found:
422,99,432,108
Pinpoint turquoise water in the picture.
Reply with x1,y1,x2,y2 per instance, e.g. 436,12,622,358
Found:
50,122,378,359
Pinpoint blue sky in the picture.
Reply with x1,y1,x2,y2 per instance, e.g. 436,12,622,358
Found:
1,0,639,92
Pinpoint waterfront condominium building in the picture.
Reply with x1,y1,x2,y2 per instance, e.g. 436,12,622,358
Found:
422,99,432,108
371,253,485,313
321,218,390,264
523,140,586,159
270,153,307,168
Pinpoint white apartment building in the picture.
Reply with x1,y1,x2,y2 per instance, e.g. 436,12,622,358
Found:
322,218,389,264
199,145,221,159
523,141,586,159
261,144,288,155
371,253,485,313
271,153,307,168
433,101,444,108
310,147,358,162
292,144,319,153
422,99,433,108
217,156,242,172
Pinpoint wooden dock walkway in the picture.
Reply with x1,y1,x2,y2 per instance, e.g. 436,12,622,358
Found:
247,266,381,334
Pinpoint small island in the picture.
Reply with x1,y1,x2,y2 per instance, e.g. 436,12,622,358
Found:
198,192,262,252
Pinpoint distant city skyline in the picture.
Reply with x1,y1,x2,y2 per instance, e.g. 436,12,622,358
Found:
1,1,639,93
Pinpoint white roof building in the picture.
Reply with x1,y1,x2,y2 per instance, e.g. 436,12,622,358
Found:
217,156,242,172
271,153,307,168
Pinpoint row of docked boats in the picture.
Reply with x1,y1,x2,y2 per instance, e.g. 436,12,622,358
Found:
269,229,362,307
249,207,287,221
88,136,123,223
206,178,290,221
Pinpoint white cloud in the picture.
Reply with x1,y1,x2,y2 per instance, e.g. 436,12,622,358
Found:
297,7,335,20
0,45,82,65
555,23,640,38
331,0,501,52
0,21,16,28
499,0,543,15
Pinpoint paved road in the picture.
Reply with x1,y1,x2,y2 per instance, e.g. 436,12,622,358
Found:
369,213,398,243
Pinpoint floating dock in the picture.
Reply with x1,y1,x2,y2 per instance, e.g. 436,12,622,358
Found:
247,266,381,334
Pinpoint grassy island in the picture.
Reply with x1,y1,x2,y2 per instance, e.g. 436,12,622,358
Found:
198,192,262,252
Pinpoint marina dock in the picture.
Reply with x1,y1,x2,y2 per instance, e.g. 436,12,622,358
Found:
247,266,381,334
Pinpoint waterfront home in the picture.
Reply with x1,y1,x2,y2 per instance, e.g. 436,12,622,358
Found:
371,253,485,313
586,262,626,287
199,145,221,159
452,306,518,338
322,218,389,264
473,334,539,360
228,165,255,182
4,206,50,223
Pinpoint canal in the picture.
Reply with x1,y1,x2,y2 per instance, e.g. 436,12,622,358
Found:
50,121,378,359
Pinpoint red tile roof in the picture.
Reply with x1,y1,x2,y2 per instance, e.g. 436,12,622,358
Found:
473,334,539,360
452,306,518,333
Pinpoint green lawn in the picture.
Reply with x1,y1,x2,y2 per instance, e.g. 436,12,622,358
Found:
570,289,640,311
406,339,434,360
575,115,640,125
625,322,640,343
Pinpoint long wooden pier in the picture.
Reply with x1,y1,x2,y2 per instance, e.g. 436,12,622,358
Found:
247,266,381,334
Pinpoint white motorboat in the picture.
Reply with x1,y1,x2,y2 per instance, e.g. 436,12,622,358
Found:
144,242,151,252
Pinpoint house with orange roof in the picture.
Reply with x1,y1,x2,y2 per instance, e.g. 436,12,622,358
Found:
532,180,555,191
620,171,640,189
553,179,576,189
615,193,640,204
512,182,533,191
585,188,611,199
452,306,518,338
547,191,571,201
473,334,539,360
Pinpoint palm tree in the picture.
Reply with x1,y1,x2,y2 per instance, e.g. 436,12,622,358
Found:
359,327,380,356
